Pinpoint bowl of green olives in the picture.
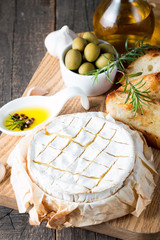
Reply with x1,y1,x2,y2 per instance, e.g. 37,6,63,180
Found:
60,32,118,96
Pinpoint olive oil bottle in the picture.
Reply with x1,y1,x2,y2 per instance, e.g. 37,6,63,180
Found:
93,0,154,52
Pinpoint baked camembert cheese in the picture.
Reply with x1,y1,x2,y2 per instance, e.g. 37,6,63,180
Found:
8,112,156,229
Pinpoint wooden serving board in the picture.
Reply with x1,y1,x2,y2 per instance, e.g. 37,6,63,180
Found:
0,52,160,240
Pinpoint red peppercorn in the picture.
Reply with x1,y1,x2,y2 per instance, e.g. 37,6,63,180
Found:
28,119,33,124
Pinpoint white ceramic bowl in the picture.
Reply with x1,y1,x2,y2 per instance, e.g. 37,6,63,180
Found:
60,40,118,96
0,87,89,136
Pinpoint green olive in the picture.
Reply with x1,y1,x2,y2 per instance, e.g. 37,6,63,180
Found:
72,37,87,52
95,53,114,69
65,49,82,70
83,32,98,44
84,43,100,62
99,43,115,55
78,62,95,75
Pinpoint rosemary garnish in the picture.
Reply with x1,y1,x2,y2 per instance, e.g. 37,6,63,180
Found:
5,113,35,131
118,71,152,116
5,114,25,130
89,37,158,115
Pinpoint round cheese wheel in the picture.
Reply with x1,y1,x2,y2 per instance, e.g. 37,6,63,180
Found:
8,112,156,229
28,113,135,203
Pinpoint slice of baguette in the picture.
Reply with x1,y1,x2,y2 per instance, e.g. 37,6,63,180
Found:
106,51,160,148
106,90,160,148
121,51,160,83
127,52,160,79
119,72,160,100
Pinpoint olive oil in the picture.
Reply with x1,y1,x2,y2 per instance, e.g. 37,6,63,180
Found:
93,0,154,53
4,106,50,131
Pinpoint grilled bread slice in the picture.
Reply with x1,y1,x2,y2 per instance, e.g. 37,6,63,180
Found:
106,90,160,148
120,51,160,85
126,52,160,80
107,51,160,148
119,72,160,101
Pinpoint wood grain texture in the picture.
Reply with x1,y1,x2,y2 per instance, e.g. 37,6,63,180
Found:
11,0,55,99
0,0,160,240
56,0,101,32
0,0,56,239
0,0,15,108
0,207,55,240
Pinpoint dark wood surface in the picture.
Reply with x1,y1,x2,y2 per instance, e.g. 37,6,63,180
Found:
0,0,119,239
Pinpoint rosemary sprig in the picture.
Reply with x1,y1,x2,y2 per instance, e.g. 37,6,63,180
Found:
5,113,35,131
5,114,26,130
89,37,158,115
119,71,152,116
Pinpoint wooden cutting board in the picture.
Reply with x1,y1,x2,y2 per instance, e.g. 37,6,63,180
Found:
0,51,160,240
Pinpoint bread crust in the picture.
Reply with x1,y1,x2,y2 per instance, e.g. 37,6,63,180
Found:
119,72,160,100
121,51,160,84
106,90,160,148
127,51,160,72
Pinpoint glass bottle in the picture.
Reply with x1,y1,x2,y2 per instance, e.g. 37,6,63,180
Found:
93,0,154,52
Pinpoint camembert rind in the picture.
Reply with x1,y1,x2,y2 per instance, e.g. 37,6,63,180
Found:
28,114,135,202
8,112,156,229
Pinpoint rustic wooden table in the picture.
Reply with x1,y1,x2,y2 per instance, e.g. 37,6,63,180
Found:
0,0,159,240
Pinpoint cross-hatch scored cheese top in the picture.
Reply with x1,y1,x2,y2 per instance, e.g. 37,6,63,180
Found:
28,113,135,202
